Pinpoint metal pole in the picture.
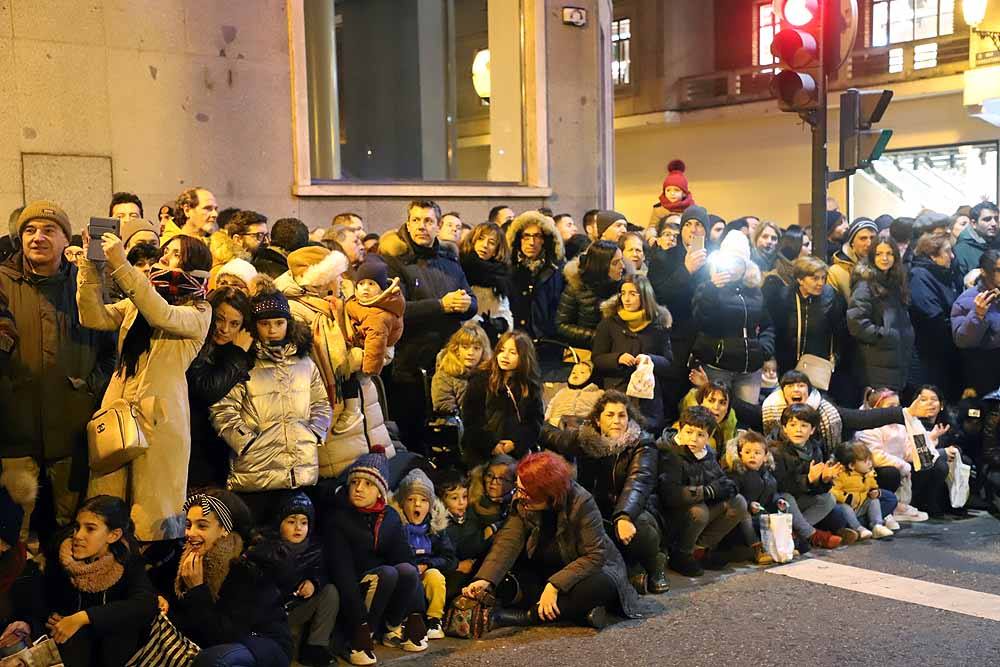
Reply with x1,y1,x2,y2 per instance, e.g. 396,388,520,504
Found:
810,3,829,260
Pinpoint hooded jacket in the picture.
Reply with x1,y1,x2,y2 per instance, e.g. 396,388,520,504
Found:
691,278,774,373
727,448,779,509
545,383,604,427
0,254,115,462
344,277,405,375
390,494,458,573
210,321,332,492
830,468,879,511
827,245,861,299
556,257,619,348
541,421,657,522
475,482,641,619
252,246,290,279
430,348,475,415
846,263,914,391
951,283,1000,395
506,212,566,340
379,225,478,383
592,298,673,430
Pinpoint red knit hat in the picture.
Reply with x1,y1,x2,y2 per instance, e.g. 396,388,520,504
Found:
659,159,696,213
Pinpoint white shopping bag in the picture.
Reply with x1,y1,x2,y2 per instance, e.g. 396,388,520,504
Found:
760,512,795,563
626,355,655,400
946,454,971,509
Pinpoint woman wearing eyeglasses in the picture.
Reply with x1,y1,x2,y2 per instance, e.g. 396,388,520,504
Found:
461,451,641,630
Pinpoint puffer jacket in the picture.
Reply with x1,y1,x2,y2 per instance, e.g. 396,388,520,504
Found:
908,256,961,392
379,225,478,383
555,257,619,348
846,264,914,391
592,298,673,431
765,281,846,375
544,383,604,426
691,280,774,373
344,278,405,376
655,432,737,508
0,253,115,462
319,375,397,478
430,348,474,415
830,469,879,511
506,212,566,340
727,452,779,510
951,283,1000,396
210,322,332,492
541,421,657,522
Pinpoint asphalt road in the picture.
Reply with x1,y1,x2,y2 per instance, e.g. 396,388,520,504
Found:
368,512,1000,667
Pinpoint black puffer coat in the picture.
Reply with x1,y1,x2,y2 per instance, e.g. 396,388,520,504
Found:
556,257,619,348
186,342,253,489
541,422,657,522
460,370,544,468
691,280,775,373
655,432,738,508
908,256,961,395
647,244,710,376
846,264,914,391
506,212,566,341
591,299,673,431
380,225,478,383
765,282,846,375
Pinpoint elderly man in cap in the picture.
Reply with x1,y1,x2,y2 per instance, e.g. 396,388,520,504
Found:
0,200,114,541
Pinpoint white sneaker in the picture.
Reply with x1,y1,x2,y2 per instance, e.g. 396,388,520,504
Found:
896,505,929,522
872,524,894,539
426,617,445,640
858,527,873,540
884,515,901,531
349,648,377,666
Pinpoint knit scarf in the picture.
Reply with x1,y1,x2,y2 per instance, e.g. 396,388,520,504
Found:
354,499,387,550
617,308,650,332
460,252,512,297
58,538,124,594
174,532,243,601
256,341,298,364
292,294,350,408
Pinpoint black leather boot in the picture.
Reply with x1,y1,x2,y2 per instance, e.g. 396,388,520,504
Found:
647,552,671,594
490,607,534,628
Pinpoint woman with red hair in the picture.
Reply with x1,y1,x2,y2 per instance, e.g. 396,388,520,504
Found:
462,451,641,629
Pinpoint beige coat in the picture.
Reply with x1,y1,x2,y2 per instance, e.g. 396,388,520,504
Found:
77,260,211,541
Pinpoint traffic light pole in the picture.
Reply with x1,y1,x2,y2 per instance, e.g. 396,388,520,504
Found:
810,4,829,261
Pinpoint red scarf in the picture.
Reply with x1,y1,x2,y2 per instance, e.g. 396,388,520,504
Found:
356,498,387,549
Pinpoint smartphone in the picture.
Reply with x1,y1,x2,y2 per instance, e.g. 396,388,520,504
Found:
87,217,121,261
690,234,705,253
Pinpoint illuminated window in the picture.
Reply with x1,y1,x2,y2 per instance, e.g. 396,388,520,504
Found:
612,18,631,86
872,0,955,48
757,2,779,68
913,41,939,68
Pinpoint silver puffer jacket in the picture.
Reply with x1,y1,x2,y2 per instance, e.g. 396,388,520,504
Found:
210,324,332,492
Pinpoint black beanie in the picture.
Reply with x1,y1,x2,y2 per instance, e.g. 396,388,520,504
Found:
595,210,627,239
681,205,710,233
277,491,315,527
351,257,390,290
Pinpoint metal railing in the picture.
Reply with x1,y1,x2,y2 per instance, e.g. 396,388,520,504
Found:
675,35,970,111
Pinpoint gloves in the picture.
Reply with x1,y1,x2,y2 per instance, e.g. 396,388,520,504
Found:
703,477,737,502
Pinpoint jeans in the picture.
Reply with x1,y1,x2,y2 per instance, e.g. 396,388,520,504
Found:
843,498,885,529
705,366,763,405
792,492,836,526
287,583,340,647
670,495,749,553
194,644,258,667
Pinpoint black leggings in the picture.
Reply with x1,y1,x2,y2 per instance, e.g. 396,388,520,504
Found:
912,455,949,515
512,564,619,623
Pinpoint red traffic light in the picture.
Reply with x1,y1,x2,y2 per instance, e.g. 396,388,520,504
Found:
771,69,818,111
771,28,819,68
774,0,819,27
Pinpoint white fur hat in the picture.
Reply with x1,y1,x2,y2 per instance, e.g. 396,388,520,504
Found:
217,258,258,286
718,230,752,263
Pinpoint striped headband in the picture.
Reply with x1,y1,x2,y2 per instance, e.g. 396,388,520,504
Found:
183,494,234,533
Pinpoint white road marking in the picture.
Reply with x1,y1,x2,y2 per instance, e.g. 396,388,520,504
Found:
768,559,1000,622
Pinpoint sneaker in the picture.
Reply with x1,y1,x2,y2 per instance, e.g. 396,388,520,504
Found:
349,649,377,666
669,551,704,577
401,613,429,652
350,623,376,666
837,528,860,545
858,527,873,541
884,515,901,531
809,529,842,549
752,542,774,566
425,616,445,640
872,524,894,539
333,406,364,434
895,505,929,522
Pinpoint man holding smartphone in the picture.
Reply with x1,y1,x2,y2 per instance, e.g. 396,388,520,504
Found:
0,200,114,542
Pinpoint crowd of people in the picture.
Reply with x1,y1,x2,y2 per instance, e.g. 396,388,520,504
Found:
0,181,999,667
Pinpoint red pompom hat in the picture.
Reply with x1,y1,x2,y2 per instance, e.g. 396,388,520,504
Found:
659,159,696,213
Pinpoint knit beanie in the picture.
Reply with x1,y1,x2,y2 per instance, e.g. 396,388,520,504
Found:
217,258,257,286
718,230,752,263
351,256,390,290
347,445,390,500
288,246,348,289
397,468,435,503
845,217,878,247
594,210,627,240
277,491,315,527
825,210,845,234
662,159,690,194
250,276,292,322
0,469,37,548
17,200,72,240
681,205,710,234
121,218,159,247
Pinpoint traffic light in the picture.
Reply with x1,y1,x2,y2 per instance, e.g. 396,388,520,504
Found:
839,88,894,172
770,0,822,113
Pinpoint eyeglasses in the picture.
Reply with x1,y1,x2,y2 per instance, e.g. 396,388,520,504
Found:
239,232,268,241
521,232,544,241
484,472,513,485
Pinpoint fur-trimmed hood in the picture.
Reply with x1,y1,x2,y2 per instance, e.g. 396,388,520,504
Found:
563,256,583,289
727,437,776,474
297,249,349,291
0,468,38,506
599,294,673,329
378,225,454,263
390,495,450,535
575,421,648,459
506,211,565,264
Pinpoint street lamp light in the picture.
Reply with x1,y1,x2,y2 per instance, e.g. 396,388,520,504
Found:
472,49,490,104
963,0,1000,52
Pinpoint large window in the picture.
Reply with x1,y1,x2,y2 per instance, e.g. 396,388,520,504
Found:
871,0,955,47
611,18,632,87
756,2,779,68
